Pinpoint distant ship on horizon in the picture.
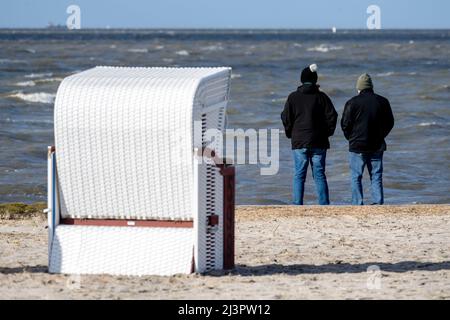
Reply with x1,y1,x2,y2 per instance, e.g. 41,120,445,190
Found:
46,22,66,30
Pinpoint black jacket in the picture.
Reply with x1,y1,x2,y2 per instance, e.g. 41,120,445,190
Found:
281,84,338,150
341,89,394,153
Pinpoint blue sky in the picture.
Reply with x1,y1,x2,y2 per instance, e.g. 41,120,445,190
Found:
2,0,449,29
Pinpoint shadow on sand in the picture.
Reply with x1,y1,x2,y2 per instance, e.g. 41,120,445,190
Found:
1,261,450,276
210,261,450,276
0,265,48,274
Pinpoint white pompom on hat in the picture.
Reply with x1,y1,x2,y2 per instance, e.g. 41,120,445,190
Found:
309,64,318,73
301,63,319,84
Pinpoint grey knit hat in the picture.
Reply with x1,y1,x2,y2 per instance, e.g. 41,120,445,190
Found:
356,73,374,91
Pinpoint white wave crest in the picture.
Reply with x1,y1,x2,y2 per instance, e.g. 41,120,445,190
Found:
35,77,63,83
201,45,224,51
377,72,395,77
8,92,56,104
25,73,53,79
307,44,343,53
15,81,36,87
418,122,437,127
127,48,148,53
175,50,190,56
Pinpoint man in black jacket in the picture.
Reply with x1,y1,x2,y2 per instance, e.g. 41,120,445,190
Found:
281,64,338,205
341,74,394,205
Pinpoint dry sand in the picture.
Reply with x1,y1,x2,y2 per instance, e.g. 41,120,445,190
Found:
1,205,450,300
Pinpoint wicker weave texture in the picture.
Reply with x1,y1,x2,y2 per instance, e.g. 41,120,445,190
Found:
54,67,231,220
49,225,194,276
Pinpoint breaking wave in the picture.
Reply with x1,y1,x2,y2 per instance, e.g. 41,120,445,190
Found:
127,48,148,53
175,50,190,56
377,72,395,77
24,73,53,79
15,81,36,87
307,44,343,53
7,91,56,104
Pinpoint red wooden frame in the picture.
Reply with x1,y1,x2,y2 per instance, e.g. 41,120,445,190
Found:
221,165,235,270
61,218,193,228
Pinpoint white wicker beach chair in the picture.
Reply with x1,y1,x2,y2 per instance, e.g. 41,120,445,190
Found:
47,67,235,276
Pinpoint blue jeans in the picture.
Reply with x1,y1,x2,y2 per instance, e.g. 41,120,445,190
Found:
292,148,330,205
349,152,384,205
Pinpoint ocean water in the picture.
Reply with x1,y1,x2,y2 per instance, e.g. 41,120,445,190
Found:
0,29,449,205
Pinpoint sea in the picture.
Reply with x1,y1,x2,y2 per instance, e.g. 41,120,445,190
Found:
0,29,449,205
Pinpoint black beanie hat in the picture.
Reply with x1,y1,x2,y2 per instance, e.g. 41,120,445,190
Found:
301,64,318,84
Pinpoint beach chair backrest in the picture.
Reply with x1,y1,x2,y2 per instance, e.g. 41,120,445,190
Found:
54,67,231,222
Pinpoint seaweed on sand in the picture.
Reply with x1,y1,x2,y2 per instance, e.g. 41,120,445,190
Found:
0,202,46,220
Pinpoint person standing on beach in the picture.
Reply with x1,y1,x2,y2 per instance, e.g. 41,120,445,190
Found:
341,74,394,205
281,64,338,205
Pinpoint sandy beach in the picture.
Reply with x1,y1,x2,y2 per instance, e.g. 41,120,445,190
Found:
1,204,449,300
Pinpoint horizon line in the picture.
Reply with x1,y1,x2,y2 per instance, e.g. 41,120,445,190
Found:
1,27,449,31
